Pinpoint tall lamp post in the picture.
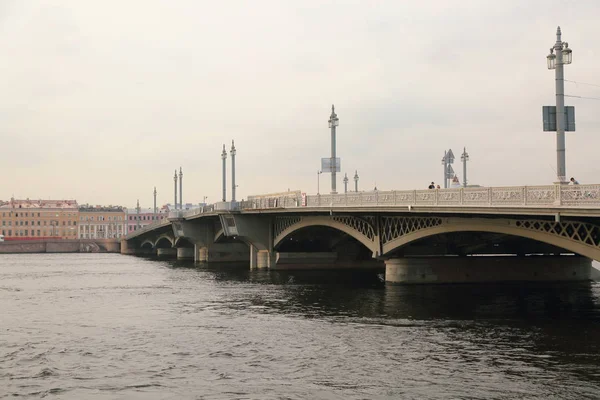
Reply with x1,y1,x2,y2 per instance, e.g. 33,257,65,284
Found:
328,105,339,194
173,170,178,210
221,145,227,202
354,170,359,192
547,26,572,183
343,173,349,194
461,147,469,188
441,149,455,188
317,170,322,194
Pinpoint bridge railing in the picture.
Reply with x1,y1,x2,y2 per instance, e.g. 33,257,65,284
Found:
241,184,600,209
125,216,171,239
171,204,216,219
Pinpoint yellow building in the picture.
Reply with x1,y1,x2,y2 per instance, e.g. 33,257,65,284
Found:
78,206,126,239
0,199,79,239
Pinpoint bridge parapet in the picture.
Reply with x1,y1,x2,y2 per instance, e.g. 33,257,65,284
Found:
242,184,600,209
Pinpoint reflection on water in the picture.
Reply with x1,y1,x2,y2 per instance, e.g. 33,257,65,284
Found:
1,254,600,399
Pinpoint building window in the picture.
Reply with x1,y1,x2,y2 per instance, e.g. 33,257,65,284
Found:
25,230,28,236
37,230,40,236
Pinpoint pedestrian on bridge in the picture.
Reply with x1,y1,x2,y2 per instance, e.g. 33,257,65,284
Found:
569,177,580,185
428,182,435,189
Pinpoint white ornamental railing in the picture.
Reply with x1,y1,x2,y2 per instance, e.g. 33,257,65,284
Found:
242,184,600,209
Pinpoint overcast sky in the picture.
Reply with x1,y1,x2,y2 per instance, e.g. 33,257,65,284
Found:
1,0,599,208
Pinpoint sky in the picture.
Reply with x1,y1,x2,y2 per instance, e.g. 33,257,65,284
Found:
1,0,599,208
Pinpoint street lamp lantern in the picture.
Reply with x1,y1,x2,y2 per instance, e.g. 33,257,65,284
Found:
353,170,359,192
562,43,572,64
547,48,556,70
328,105,339,128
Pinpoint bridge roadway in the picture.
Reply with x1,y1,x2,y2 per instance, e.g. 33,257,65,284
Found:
122,184,600,283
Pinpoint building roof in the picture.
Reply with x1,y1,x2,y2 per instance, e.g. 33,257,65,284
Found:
0,199,78,209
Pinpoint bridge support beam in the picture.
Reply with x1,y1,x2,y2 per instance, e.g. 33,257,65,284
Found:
385,256,594,284
157,248,177,259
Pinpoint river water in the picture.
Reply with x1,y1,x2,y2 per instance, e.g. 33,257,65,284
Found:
1,254,600,399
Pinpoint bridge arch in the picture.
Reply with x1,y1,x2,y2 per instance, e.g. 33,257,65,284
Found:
274,216,379,256
155,235,174,249
173,237,195,248
140,240,154,249
214,228,225,243
381,217,600,261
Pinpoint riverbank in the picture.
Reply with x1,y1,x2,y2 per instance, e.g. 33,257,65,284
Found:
0,239,120,254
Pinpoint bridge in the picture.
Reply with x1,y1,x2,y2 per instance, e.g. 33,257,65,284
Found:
122,183,600,283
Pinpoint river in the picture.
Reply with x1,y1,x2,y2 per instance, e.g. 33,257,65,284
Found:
1,254,600,399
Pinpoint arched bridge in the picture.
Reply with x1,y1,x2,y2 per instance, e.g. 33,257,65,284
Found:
122,183,600,283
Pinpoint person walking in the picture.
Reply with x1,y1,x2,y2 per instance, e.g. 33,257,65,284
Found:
428,182,435,189
569,177,580,185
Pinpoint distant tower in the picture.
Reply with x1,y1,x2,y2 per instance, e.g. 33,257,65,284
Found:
173,170,178,210
179,167,183,210
230,140,236,202
221,145,227,202
328,105,339,194
353,170,359,192
343,173,349,193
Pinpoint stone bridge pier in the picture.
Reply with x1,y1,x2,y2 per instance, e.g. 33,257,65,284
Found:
171,218,249,264
219,214,275,269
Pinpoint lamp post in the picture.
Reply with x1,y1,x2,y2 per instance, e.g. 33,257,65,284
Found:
173,170,178,210
461,147,469,188
317,170,322,194
153,187,157,216
328,105,339,194
354,170,359,192
179,167,183,210
221,145,227,202
442,149,455,188
231,140,236,202
343,173,349,193
441,151,447,189
547,26,572,183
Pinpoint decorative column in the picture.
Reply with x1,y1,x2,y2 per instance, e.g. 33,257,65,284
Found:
354,170,359,192
328,105,339,194
179,167,183,210
343,173,348,193
136,199,140,229
461,147,469,188
221,144,227,202
153,187,157,215
231,140,236,202
173,169,178,210
442,151,447,189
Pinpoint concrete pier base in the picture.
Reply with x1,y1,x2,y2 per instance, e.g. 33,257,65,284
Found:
197,246,208,262
256,250,276,269
197,244,249,264
177,247,194,260
157,248,177,259
385,256,594,284
271,252,384,270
